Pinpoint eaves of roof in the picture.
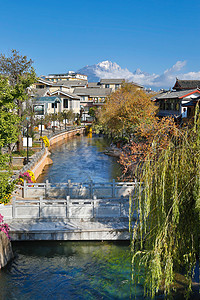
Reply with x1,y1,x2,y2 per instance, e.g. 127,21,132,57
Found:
51,90,80,100
153,89,200,100
34,96,61,103
74,87,112,96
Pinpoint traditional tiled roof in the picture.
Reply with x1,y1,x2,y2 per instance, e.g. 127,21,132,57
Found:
99,78,143,88
32,88,50,97
87,82,100,88
153,89,200,100
173,79,200,90
37,78,87,88
51,90,80,100
100,79,125,84
74,87,112,96
52,80,87,87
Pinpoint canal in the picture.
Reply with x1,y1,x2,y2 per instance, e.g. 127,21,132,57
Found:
37,135,122,183
0,135,140,299
0,135,193,299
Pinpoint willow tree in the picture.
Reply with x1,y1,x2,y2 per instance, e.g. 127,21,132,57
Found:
130,110,200,298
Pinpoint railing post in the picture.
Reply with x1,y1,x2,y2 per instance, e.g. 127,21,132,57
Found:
66,195,70,218
90,180,93,198
67,180,71,198
39,196,43,218
12,196,16,219
112,179,115,198
23,180,27,198
45,180,49,198
119,201,122,217
93,199,96,218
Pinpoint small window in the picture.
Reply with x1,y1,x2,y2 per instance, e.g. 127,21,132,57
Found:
63,98,68,108
115,84,119,89
105,84,110,88
37,85,45,89
33,105,44,115
52,102,57,109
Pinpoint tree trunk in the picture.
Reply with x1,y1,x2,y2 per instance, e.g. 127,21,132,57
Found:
17,100,23,152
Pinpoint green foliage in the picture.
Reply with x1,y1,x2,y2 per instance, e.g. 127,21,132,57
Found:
0,49,37,152
88,106,97,118
0,49,35,86
0,50,37,202
131,108,200,298
63,110,75,123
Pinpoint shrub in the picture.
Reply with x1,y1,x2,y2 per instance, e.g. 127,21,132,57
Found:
40,136,50,147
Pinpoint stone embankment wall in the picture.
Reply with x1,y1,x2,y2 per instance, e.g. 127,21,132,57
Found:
49,127,85,147
31,127,84,180
0,232,13,269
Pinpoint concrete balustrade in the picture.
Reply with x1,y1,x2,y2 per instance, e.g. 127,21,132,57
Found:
22,180,136,199
0,197,129,221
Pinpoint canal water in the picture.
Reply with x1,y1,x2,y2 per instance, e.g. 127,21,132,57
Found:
0,241,146,300
37,135,122,183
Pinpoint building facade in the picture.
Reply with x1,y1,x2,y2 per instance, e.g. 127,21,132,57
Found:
153,79,200,121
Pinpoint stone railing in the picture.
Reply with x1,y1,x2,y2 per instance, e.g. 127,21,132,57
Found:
46,125,84,140
0,197,129,220
22,180,136,199
12,148,46,181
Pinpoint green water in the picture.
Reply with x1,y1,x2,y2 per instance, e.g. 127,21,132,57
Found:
0,241,147,300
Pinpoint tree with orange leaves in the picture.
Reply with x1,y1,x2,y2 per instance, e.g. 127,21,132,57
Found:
99,82,158,139
119,116,178,180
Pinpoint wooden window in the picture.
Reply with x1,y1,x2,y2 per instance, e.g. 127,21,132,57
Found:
63,98,68,108
52,102,57,108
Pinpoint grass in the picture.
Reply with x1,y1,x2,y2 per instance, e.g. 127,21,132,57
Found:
11,166,23,170
12,149,37,157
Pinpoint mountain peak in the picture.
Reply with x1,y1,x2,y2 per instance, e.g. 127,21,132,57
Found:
77,60,146,84
97,60,121,71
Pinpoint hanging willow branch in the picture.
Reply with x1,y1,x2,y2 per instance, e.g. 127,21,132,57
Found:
130,106,200,298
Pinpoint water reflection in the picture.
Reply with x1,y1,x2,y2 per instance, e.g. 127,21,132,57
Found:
38,135,122,183
0,241,144,300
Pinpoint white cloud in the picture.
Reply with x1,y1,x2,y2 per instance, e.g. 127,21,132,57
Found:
180,71,200,80
80,60,200,89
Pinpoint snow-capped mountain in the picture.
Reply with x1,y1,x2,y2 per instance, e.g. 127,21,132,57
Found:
77,60,199,89
77,60,138,83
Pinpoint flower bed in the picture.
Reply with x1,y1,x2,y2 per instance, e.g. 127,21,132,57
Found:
0,214,10,239
40,136,50,147
18,170,36,185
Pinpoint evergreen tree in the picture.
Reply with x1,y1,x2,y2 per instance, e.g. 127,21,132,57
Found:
0,76,20,202
0,50,37,151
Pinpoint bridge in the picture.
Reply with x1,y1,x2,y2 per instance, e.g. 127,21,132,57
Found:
1,180,136,241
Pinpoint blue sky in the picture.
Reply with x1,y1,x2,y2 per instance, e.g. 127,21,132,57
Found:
1,0,200,87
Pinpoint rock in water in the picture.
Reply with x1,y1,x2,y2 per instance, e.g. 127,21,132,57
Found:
0,231,13,269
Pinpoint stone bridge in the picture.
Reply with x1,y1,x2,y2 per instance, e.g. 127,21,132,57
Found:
0,181,136,241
